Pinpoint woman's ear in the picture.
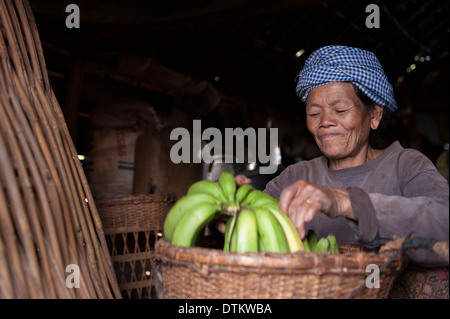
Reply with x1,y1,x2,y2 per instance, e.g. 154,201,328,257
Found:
370,105,384,130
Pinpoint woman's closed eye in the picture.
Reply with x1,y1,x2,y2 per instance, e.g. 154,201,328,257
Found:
335,108,350,114
307,112,320,117
307,108,349,117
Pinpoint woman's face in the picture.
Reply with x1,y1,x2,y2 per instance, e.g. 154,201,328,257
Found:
306,82,381,168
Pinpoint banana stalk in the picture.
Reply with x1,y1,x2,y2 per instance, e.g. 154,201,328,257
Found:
166,172,319,255
223,215,237,252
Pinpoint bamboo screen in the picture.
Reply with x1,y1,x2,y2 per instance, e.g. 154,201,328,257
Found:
0,0,121,298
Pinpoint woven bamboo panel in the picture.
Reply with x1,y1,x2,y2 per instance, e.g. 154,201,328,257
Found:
0,0,121,298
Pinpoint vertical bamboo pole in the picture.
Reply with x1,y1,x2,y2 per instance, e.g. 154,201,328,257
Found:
0,0,122,298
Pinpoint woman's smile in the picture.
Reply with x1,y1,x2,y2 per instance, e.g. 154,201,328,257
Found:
318,133,341,140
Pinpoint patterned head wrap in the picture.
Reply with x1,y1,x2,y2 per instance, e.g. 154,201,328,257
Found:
296,45,398,113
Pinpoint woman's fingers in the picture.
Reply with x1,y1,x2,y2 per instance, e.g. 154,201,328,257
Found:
235,174,251,187
290,199,322,238
279,180,329,238
286,195,321,238
278,183,297,213
209,215,228,235
279,179,353,238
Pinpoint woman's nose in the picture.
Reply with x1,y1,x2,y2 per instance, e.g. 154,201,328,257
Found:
319,110,337,127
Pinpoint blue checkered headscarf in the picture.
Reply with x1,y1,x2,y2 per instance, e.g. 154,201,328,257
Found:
296,45,398,113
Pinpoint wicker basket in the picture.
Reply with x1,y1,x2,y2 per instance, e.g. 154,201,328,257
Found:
154,238,405,299
96,193,176,299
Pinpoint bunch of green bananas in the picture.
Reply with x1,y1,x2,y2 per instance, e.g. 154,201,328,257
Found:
302,230,340,254
163,171,304,253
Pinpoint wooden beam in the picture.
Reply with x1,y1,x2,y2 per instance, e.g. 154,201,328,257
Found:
78,0,334,40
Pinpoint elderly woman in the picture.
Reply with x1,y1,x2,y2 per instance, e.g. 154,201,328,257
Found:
266,45,449,260
237,45,448,297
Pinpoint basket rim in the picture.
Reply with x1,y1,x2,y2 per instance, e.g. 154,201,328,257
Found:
155,238,404,275
96,193,177,207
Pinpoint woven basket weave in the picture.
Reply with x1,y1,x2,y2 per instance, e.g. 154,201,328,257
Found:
97,193,176,299
155,238,404,299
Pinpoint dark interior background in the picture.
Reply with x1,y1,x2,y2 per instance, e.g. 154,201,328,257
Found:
29,0,449,167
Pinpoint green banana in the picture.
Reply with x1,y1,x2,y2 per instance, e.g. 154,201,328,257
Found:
164,192,220,242
230,223,238,252
258,236,265,251
307,230,318,253
240,189,260,206
234,208,259,253
171,202,221,247
243,189,278,207
327,234,339,254
304,231,340,254
255,207,289,253
187,179,228,202
266,206,304,252
235,184,255,204
218,171,237,204
314,237,329,254
302,237,311,252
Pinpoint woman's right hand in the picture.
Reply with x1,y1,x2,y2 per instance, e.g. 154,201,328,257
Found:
279,179,354,238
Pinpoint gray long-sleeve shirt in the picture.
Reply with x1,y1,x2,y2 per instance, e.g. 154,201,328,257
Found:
264,141,449,267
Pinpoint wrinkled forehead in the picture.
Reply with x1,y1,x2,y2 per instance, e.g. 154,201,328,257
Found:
306,82,358,103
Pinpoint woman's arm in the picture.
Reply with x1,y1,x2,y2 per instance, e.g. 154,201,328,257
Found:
265,151,449,266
